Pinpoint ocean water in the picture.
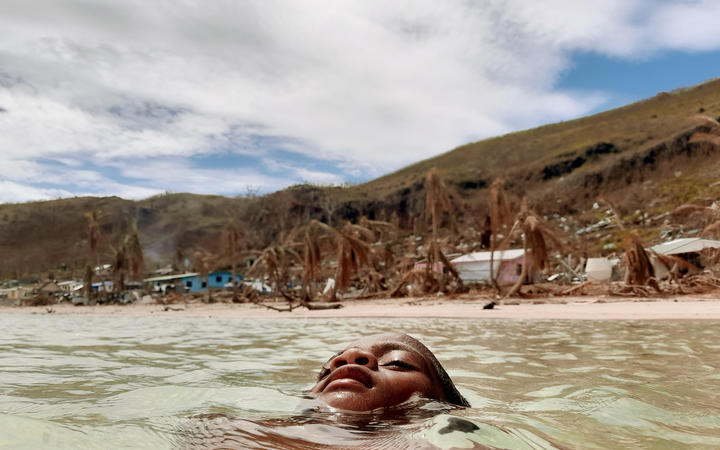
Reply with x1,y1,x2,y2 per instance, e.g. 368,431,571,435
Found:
1,315,720,449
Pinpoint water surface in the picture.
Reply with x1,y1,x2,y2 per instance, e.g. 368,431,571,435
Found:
2,315,720,448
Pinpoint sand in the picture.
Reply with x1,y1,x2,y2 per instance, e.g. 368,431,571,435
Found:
3,293,720,320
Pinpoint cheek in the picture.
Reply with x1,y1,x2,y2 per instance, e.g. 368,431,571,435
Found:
382,372,436,400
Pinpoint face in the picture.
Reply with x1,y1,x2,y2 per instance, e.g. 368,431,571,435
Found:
310,333,444,412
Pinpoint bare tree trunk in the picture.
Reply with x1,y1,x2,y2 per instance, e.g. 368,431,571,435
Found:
231,260,238,302
489,234,499,290
84,265,93,299
504,234,528,298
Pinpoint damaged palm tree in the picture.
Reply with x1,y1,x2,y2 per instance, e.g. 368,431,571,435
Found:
390,169,463,297
247,230,342,311
111,243,126,298
299,227,322,302
192,250,216,303
624,231,661,292
83,210,103,300
125,220,144,282
355,217,398,296
310,219,374,301
424,168,454,290
488,179,513,291
221,221,244,302
248,243,299,304
111,220,144,300
504,204,562,298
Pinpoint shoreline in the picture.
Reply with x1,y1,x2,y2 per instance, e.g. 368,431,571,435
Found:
3,293,720,320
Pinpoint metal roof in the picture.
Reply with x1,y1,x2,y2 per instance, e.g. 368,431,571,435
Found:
143,272,199,282
650,237,720,255
451,249,526,263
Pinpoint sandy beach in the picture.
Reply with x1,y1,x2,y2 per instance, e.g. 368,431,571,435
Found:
3,293,720,320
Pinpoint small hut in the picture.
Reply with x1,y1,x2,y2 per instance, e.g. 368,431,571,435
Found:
450,249,528,286
650,237,720,269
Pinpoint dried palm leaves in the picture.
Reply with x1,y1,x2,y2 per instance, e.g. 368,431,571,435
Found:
623,232,661,292
504,205,562,298
488,179,513,289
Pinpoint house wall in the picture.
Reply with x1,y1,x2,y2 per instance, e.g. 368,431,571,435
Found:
181,272,243,292
454,256,525,286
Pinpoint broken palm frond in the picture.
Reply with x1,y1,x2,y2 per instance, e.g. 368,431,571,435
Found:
389,238,464,298
623,232,661,292
425,168,454,239
301,228,322,301
389,269,438,298
307,219,374,301
680,272,720,290
248,245,300,297
358,216,397,238
358,267,386,296
489,179,512,234
609,283,659,297
504,205,564,298
336,233,370,294
560,281,600,296
650,251,697,276
425,238,463,292
488,179,513,291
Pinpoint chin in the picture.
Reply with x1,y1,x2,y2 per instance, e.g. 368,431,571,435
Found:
320,393,379,412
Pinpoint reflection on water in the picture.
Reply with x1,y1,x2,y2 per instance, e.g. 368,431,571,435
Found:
2,315,720,448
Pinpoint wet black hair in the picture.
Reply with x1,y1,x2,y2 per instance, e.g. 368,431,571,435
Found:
392,333,470,407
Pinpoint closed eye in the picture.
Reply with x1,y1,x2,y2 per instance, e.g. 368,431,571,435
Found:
382,360,418,371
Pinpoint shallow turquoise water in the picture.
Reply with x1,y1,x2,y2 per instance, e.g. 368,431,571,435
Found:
2,315,720,448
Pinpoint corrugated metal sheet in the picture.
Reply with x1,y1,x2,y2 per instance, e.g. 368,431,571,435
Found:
650,238,720,255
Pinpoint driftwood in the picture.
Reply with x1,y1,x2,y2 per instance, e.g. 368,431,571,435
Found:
249,294,344,312
560,281,598,296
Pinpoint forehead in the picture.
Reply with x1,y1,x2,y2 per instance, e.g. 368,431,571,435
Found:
344,334,424,357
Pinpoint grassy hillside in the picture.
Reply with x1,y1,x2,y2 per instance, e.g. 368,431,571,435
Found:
363,79,720,198
3,78,720,280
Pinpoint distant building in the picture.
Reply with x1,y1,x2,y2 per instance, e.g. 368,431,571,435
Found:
143,271,242,293
450,249,529,286
650,237,720,257
649,237,720,276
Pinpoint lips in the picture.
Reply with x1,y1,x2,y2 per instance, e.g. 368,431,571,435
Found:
320,365,373,391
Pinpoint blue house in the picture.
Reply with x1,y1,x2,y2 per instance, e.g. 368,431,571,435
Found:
144,271,242,293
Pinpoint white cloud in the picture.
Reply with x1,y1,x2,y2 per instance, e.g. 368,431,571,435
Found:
0,0,719,202
112,158,321,195
0,180,73,203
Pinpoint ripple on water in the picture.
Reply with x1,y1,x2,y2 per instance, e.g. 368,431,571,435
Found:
2,316,720,448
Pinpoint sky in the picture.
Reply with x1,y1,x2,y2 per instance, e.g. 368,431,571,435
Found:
2,0,720,203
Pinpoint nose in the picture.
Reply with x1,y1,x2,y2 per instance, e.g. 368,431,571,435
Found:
330,347,378,370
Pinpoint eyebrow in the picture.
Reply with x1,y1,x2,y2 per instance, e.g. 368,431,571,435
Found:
370,341,418,355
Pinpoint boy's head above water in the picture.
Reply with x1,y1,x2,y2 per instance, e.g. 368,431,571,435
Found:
310,333,469,412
